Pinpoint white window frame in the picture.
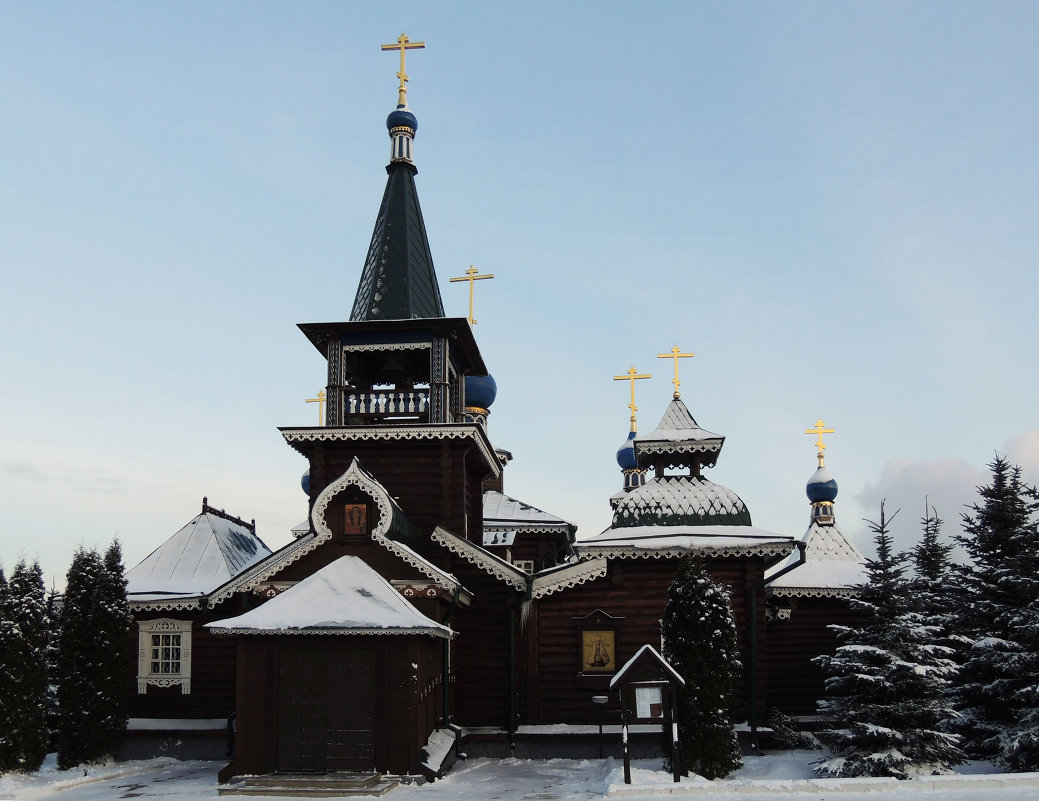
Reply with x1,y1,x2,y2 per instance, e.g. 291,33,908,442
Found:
514,559,534,574
137,618,192,694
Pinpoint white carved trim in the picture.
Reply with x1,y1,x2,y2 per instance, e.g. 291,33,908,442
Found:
130,597,203,612
208,458,459,604
342,342,431,353
531,559,608,599
636,441,723,456
770,586,861,599
138,618,192,695
575,542,793,561
280,425,501,479
431,527,528,592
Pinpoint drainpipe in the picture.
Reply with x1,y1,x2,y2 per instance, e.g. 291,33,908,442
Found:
508,575,534,750
748,540,807,753
441,586,462,731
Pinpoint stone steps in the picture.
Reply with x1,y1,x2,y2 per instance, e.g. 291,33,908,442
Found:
219,771,399,797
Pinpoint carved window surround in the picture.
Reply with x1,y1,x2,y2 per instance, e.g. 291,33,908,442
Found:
137,618,192,694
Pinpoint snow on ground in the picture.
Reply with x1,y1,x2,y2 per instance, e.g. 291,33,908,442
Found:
2,751,1038,801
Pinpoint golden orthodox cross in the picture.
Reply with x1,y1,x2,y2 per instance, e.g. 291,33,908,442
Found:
381,33,425,106
656,346,695,399
449,265,495,325
805,418,835,466
613,367,652,432
305,390,327,425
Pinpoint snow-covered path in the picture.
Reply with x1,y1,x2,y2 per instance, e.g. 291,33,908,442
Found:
3,753,1039,801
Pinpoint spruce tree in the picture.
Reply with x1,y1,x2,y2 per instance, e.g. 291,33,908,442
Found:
56,546,110,768
5,560,50,772
661,556,742,779
948,456,1039,763
96,541,132,758
815,503,963,778
0,566,14,772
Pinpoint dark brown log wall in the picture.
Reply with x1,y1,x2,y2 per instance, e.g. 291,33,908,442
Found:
527,556,768,725
765,595,857,716
127,605,239,721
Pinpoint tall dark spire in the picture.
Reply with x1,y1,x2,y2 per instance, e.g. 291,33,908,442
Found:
350,36,445,322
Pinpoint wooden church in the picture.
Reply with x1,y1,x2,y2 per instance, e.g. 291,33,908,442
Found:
122,36,865,781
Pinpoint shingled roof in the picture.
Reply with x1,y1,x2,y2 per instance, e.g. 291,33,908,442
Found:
349,159,445,321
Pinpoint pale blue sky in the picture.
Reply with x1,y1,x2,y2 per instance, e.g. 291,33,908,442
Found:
2,2,1037,588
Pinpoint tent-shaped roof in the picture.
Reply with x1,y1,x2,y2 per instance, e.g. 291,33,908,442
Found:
206,555,452,638
634,398,724,469
768,520,866,598
349,158,445,321
126,503,271,601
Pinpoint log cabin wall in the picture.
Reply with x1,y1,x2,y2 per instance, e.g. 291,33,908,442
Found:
444,564,520,727
528,555,769,725
302,437,487,541
127,605,238,721
765,596,858,716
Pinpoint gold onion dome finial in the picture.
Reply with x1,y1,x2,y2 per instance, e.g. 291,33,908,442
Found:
613,366,651,432
656,345,695,400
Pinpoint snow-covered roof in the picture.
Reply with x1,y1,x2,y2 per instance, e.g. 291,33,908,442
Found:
634,398,724,465
609,644,685,690
768,520,866,598
576,524,794,562
206,555,452,638
612,475,752,528
127,510,271,602
482,490,575,546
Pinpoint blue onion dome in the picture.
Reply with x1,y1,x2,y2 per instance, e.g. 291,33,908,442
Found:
806,465,838,503
386,105,418,133
465,373,497,410
616,430,638,470
301,468,311,497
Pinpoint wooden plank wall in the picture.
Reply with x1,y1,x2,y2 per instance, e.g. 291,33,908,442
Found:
765,596,856,716
127,606,238,721
527,556,767,725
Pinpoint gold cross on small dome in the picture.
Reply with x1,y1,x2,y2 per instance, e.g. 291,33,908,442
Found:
381,33,425,106
656,346,695,399
305,390,327,425
449,265,495,325
804,418,835,466
613,367,652,432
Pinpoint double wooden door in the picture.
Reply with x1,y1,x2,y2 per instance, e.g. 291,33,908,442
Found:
276,647,376,772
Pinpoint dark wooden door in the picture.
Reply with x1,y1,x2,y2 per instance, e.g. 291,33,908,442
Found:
276,647,376,772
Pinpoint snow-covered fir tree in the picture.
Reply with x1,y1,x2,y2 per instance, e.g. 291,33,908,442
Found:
815,502,963,778
0,566,14,771
948,457,1039,765
56,543,130,769
96,541,132,759
4,560,50,772
661,556,742,779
